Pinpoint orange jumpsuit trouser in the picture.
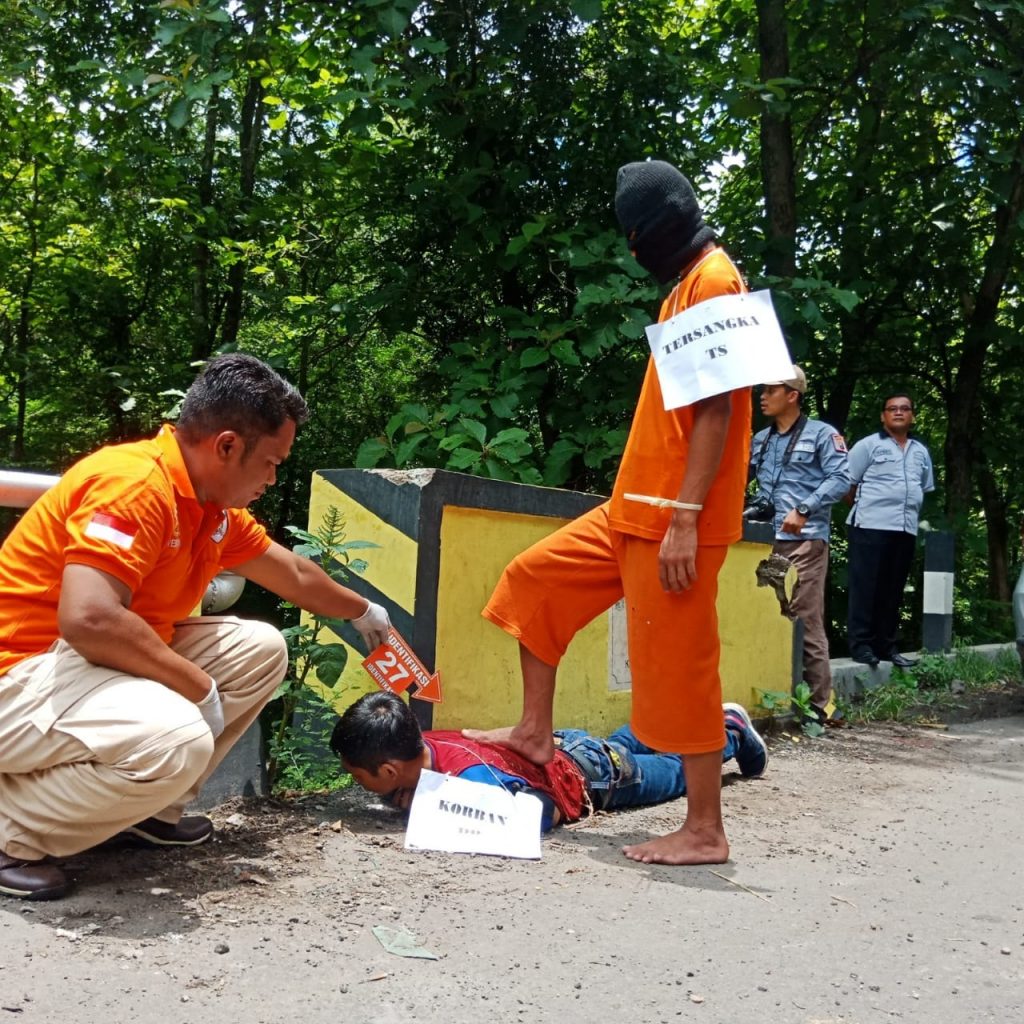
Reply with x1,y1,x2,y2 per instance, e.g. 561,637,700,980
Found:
483,503,728,755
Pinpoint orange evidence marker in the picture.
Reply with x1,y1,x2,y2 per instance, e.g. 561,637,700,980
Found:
362,627,443,703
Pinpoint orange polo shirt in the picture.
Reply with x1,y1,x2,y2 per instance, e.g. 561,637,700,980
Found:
608,248,752,545
0,425,271,676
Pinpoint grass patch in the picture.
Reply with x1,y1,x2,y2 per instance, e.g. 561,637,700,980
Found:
849,646,1024,724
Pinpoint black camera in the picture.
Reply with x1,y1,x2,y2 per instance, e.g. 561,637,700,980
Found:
742,494,776,522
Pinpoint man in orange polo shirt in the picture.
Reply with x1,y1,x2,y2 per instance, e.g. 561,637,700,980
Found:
0,354,390,900
466,160,752,865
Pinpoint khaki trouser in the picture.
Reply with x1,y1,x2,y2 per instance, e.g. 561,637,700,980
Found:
772,538,832,712
0,616,287,860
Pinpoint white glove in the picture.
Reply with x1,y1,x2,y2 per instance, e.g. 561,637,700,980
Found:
197,678,225,738
352,600,391,651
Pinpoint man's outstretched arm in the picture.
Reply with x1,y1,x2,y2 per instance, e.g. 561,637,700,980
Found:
237,540,390,650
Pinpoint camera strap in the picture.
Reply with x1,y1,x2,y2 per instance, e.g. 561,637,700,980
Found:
756,414,808,496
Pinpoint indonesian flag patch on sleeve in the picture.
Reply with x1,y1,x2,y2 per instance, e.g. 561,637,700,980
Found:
84,511,139,550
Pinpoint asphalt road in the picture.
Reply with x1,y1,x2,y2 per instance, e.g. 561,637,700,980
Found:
2,716,1022,1023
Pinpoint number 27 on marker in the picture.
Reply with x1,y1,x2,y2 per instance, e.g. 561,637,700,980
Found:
372,649,410,692
361,628,443,703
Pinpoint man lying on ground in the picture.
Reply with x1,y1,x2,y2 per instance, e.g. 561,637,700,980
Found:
331,692,768,833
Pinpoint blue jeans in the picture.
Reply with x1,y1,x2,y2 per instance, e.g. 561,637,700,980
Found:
554,725,741,812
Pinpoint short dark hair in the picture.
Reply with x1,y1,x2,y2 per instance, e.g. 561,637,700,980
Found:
177,353,309,453
881,393,914,412
330,691,424,772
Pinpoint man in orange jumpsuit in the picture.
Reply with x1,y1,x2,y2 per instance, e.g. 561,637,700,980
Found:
0,354,390,900
466,160,752,865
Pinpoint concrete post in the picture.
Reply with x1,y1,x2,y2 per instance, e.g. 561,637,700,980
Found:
922,530,955,652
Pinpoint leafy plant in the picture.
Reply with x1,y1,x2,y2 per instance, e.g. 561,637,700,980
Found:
265,505,379,791
270,688,354,796
754,688,791,720
791,682,825,737
755,681,824,737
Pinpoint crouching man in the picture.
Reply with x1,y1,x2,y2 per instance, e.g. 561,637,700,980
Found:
0,354,390,900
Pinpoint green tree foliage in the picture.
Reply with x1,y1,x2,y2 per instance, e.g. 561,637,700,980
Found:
1,0,1022,643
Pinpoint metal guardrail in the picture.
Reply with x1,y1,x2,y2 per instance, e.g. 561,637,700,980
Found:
0,469,60,509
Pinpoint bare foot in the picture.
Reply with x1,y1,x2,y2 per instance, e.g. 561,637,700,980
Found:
622,825,729,865
461,725,556,765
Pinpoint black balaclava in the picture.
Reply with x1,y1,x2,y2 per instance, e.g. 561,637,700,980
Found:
614,160,716,284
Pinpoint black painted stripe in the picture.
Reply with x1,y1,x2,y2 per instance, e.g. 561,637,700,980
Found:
922,613,952,653
923,531,955,573
315,469,425,541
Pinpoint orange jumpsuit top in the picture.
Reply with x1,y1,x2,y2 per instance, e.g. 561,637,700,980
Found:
0,425,271,676
608,247,751,545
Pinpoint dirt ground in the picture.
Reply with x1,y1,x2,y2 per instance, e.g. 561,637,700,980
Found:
3,707,1023,1024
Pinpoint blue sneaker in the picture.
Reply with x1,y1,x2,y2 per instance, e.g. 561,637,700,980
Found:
723,703,769,778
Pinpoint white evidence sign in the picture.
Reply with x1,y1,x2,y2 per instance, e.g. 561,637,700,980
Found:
644,289,796,410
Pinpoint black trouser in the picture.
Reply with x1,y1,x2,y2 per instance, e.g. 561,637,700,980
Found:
846,526,916,658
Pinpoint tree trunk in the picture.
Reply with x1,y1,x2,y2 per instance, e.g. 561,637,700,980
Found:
11,159,40,463
822,22,887,432
191,87,220,361
220,70,265,347
944,130,1024,519
756,0,796,280
978,458,1010,604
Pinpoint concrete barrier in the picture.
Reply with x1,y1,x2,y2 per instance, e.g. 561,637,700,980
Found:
306,468,794,730
831,642,1019,702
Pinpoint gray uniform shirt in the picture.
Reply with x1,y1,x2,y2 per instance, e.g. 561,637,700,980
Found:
750,417,851,542
846,431,934,535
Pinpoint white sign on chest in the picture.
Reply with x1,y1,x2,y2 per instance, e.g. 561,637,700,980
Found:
644,290,796,409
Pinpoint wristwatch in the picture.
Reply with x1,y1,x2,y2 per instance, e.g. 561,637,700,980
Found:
796,503,811,517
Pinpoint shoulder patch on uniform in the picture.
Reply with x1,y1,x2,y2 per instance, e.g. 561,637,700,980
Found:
832,434,847,453
84,511,138,550
211,511,228,543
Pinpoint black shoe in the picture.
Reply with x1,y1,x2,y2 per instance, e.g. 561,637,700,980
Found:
0,852,68,901
125,815,214,847
889,652,918,669
850,648,879,667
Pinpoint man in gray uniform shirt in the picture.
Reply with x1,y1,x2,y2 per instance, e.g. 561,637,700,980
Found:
748,366,850,721
845,393,934,668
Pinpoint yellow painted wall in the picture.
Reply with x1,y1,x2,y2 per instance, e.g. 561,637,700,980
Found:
307,478,417,610
431,506,629,734
306,475,410,708
431,507,791,732
718,541,794,710
307,471,793,728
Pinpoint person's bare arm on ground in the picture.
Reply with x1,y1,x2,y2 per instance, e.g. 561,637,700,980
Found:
659,392,732,592
58,564,213,701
